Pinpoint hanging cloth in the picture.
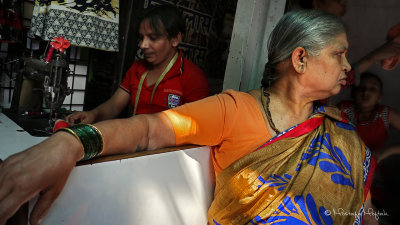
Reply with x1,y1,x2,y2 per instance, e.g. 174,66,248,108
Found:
28,0,119,52
0,0,23,43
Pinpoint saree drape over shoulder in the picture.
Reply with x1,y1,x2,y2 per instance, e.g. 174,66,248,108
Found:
208,105,375,225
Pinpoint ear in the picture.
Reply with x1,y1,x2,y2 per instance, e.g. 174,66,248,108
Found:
171,32,182,48
291,47,308,74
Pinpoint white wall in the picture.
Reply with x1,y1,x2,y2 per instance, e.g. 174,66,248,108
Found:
223,0,286,92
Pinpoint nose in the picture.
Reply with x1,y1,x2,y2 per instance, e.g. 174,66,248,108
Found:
361,88,369,96
139,37,149,49
343,56,351,72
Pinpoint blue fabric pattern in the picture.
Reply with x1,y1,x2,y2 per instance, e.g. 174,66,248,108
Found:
336,121,355,130
297,133,355,189
257,174,292,191
248,194,333,225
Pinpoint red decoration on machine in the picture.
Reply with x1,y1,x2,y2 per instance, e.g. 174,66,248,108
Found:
45,36,71,62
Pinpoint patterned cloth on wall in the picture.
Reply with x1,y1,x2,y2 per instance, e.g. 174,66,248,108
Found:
29,0,119,52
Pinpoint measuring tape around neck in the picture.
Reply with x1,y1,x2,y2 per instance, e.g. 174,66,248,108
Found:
133,52,179,116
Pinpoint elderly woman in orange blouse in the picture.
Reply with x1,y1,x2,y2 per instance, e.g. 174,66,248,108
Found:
0,10,374,225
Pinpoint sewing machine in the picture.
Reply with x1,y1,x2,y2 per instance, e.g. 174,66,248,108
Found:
3,37,72,136
21,52,71,115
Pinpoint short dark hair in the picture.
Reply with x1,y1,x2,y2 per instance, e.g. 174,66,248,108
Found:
298,0,329,9
299,0,314,9
138,4,185,39
360,72,383,93
351,72,383,98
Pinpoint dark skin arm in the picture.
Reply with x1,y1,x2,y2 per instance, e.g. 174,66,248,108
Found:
354,39,400,74
65,88,130,124
373,109,400,163
0,113,175,225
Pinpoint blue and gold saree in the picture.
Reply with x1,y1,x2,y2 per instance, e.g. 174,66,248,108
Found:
208,105,375,225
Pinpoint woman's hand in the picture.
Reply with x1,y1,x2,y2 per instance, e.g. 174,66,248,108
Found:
65,89,131,125
0,112,175,225
65,111,96,124
0,132,83,225
356,39,400,73
369,40,400,62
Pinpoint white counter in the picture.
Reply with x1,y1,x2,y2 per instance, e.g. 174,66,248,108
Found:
0,113,46,159
0,113,215,225
34,145,214,225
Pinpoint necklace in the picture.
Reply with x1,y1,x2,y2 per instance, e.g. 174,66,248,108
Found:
261,87,281,134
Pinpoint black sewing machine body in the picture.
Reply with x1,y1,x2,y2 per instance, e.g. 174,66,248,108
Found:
3,53,72,136
21,54,72,112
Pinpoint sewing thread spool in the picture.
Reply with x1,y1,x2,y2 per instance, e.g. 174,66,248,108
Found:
45,45,55,63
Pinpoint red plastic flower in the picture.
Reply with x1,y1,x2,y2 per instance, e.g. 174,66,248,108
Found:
50,36,70,53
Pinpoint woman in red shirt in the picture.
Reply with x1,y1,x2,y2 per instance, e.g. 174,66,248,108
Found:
65,4,209,124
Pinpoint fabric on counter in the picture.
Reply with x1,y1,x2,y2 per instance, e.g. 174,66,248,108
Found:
28,0,119,52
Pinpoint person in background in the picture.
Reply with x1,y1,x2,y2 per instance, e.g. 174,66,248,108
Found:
65,4,209,124
297,0,400,88
338,72,400,222
338,72,400,153
0,10,377,225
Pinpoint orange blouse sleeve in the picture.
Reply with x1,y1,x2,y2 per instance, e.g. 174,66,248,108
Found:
163,90,271,175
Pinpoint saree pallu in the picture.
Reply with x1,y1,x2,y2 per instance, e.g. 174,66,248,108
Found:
208,106,375,225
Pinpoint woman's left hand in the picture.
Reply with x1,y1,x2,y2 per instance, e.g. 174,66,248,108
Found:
0,132,83,225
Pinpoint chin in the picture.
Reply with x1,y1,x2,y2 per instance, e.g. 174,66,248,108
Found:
145,59,156,65
330,87,341,96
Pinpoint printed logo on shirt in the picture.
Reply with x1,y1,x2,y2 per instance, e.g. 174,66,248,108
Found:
168,94,181,108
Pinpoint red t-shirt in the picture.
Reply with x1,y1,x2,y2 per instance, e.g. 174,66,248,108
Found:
338,100,390,150
120,50,210,114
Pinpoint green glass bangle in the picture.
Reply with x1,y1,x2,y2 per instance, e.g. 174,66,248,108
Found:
57,124,104,161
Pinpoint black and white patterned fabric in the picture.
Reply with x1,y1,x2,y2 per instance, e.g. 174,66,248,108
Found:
29,0,119,52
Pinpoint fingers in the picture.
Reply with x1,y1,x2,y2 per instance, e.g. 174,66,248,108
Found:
65,112,85,124
0,173,31,225
0,154,41,225
0,190,18,225
0,157,25,225
65,113,79,124
0,189,27,225
64,114,74,124
0,133,79,225
29,182,66,225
